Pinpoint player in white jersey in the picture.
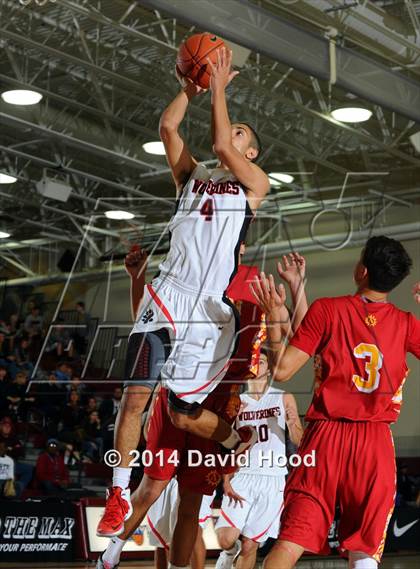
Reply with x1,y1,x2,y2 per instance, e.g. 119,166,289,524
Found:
147,478,215,569
97,47,270,544
215,351,303,569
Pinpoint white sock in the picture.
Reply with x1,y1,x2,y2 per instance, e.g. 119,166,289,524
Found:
112,467,132,489
102,536,125,566
221,429,241,449
349,551,378,569
168,564,188,569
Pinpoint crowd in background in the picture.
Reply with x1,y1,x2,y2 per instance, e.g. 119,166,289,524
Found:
0,299,124,499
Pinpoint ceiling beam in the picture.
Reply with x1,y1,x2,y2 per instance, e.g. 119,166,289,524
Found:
143,0,420,123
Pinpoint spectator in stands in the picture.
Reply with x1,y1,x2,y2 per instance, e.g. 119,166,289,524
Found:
73,301,90,355
24,306,43,337
13,337,34,378
58,390,85,447
0,440,15,498
85,396,98,414
54,361,73,385
35,438,69,495
5,371,35,421
68,374,86,402
0,331,14,373
0,416,33,496
45,320,73,358
99,387,122,453
99,386,122,423
81,410,103,461
0,365,10,416
36,372,65,435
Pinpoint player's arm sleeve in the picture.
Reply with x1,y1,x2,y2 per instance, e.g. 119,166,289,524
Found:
406,313,420,359
289,299,329,357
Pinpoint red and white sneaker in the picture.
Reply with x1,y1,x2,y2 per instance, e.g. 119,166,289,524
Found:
96,487,133,537
233,426,258,456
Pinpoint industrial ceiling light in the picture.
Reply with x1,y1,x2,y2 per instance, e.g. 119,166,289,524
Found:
142,141,166,155
1,89,43,105
269,172,295,185
105,210,135,220
0,173,17,184
0,231,11,239
331,107,372,123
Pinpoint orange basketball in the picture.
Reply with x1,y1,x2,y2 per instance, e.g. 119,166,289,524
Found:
176,33,225,90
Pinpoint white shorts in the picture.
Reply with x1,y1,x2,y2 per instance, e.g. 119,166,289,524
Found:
147,479,215,549
215,473,285,542
132,277,237,405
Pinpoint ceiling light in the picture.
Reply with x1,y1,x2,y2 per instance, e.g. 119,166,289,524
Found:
0,231,11,239
331,107,372,123
105,210,135,220
269,172,295,185
0,173,17,184
142,141,166,155
1,89,43,105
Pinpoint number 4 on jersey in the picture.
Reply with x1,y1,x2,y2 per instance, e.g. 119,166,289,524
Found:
200,198,214,221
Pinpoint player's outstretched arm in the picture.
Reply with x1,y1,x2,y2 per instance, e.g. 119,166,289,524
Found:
159,70,204,193
277,253,308,331
283,393,304,446
125,245,148,321
208,48,270,211
250,272,310,382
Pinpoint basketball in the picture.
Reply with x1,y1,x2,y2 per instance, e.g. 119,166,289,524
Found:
176,32,225,89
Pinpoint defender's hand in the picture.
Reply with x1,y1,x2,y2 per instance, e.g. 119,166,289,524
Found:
277,253,306,287
125,246,148,279
207,47,239,92
250,272,286,317
413,282,420,305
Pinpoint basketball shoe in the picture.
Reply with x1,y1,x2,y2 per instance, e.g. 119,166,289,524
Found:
215,540,241,569
96,487,133,537
96,553,119,569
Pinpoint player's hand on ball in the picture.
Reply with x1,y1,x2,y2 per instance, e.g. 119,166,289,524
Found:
175,65,206,97
124,245,148,279
207,47,239,91
413,282,420,305
250,272,286,317
277,252,306,287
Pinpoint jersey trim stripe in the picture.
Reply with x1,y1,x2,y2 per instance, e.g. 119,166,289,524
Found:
220,509,238,529
146,515,169,550
147,284,176,333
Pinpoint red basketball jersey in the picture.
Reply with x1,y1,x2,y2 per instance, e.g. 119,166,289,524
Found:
289,295,420,422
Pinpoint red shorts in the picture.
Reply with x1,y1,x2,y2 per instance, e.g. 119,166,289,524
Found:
279,420,396,561
144,379,242,495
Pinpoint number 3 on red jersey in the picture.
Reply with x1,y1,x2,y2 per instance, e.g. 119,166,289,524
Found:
352,343,384,393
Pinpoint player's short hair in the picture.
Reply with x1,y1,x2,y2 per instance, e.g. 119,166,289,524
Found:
362,236,412,292
237,122,262,162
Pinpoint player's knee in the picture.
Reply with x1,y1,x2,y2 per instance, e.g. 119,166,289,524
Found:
168,407,190,430
241,537,258,556
216,530,236,551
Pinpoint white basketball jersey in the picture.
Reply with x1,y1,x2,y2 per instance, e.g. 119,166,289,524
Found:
158,164,252,296
237,385,287,477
